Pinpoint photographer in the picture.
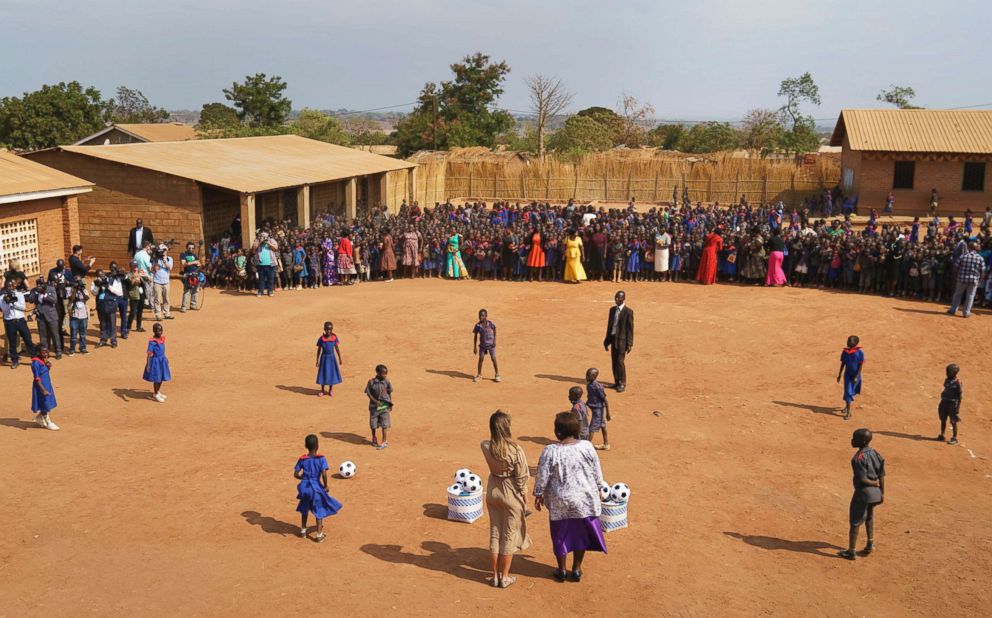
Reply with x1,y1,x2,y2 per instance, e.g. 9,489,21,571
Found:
179,241,202,312
90,268,123,348
126,261,150,333
28,277,62,359
4,258,28,290
252,232,278,297
68,245,96,283
67,281,90,355
108,261,129,339
151,244,174,320
134,240,154,307
1,278,34,368
47,258,74,340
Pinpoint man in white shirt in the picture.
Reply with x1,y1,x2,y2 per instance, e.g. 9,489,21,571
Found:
91,269,124,348
1,278,35,368
133,241,154,306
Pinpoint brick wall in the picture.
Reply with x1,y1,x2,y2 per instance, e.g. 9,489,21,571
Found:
851,149,991,216
0,196,71,276
25,150,205,267
201,186,240,241
311,181,346,218
61,195,81,255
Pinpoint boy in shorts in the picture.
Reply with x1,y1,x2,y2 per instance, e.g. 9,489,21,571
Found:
937,363,962,445
568,386,590,440
364,364,393,449
472,308,500,383
586,368,611,451
839,428,885,560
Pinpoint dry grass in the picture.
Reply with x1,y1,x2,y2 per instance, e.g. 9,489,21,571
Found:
408,148,840,206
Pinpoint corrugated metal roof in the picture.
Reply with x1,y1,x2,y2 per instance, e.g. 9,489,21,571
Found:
830,109,992,153
114,123,198,142
0,150,93,200
60,135,416,193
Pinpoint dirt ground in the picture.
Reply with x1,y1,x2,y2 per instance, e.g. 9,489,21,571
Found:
1,279,990,617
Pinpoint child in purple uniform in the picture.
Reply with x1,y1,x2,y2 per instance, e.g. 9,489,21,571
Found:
472,309,500,383
294,434,342,543
585,368,611,450
568,386,590,440
315,321,344,398
31,348,59,430
836,335,864,420
143,323,172,403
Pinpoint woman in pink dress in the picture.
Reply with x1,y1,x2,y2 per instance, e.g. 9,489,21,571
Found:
526,227,546,282
765,228,787,286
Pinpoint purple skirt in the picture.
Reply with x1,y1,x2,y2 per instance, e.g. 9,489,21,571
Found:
550,516,608,557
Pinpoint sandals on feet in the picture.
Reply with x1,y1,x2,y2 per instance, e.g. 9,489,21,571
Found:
500,575,517,588
314,532,326,543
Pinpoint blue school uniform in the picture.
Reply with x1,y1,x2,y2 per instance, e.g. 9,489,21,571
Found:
840,347,864,402
316,335,343,386
31,357,57,413
142,337,172,383
294,454,343,519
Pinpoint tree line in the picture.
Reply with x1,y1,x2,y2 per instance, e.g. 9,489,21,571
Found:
0,55,922,155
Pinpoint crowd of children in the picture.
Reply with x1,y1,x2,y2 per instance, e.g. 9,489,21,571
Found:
198,198,992,311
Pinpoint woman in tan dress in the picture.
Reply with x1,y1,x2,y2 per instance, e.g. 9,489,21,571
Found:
481,410,531,588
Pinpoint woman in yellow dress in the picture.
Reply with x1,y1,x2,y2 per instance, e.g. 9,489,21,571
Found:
563,228,587,283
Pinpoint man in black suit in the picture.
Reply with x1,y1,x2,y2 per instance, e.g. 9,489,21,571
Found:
127,219,154,257
603,290,633,392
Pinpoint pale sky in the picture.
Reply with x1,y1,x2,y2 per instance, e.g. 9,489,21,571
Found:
2,0,990,121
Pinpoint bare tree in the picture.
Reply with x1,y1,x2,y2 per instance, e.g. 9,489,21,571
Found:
526,74,574,162
618,93,655,147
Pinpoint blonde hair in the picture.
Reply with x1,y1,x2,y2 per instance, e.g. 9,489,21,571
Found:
488,410,517,465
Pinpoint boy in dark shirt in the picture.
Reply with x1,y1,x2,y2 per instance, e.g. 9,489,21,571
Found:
937,363,962,445
585,367,611,451
472,308,500,383
568,386,590,440
839,428,885,560
364,364,393,450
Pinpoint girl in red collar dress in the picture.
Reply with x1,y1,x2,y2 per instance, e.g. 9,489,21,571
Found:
143,323,172,403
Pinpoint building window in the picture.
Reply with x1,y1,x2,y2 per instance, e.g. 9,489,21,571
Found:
0,218,40,277
962,162,986,192
842,168,854,193
892,161,914,189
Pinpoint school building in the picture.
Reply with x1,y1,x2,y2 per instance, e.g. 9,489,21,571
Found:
831,109,992,215
74,122,198,146
24,135,417,266
0,151,91,277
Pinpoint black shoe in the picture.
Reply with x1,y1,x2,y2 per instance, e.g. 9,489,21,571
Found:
568,570,583,582
838,549,856,561
552,569,566,582
936,435,945,441
164,316,174,320
55,353,62,360
80,349,89,355
111,341,118,349
11,360,19,369
616,384,626,393
861,541,874,556
120,334,128,340
135,327,146,332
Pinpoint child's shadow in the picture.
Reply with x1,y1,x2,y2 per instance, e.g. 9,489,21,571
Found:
320,431,368,445
723,532,843,558
0,417,40,430
241,510,299,536
360,541,549,584
276,385,322,396
534,373,585,384
425,369,475,380
113,388,152,402
518,435,554,446
772,400,841,417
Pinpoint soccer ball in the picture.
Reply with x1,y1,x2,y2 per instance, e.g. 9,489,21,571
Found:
339,461,357,478
448,483,465,495
599,482,612,502
610,483,630,502
461,474,483,493
454,468,473,484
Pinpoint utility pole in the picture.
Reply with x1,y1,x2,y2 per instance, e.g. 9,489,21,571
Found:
432,95,438,151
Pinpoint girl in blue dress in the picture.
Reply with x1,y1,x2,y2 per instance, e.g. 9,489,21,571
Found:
143,323,172,403
31,349,59,430
836,335,864,420
315,321,343,397
294,434,342,543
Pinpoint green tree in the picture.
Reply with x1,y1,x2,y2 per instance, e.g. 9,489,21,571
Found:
679,122,741,153
292,109,350,144
574,106,624,144
646,124,686,150
110,86,169,123
777,72,821,154
223,73,292,127
0,81,110,150
876,85,921,109
547,114,614,158
198,102,239,129
394,53,513,156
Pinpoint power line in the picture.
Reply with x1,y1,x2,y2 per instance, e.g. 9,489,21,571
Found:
328,102,419,115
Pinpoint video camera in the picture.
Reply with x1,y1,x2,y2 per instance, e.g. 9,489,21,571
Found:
152,239,178,260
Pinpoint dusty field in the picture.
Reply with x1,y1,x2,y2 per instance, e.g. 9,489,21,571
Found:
1,279,990,617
